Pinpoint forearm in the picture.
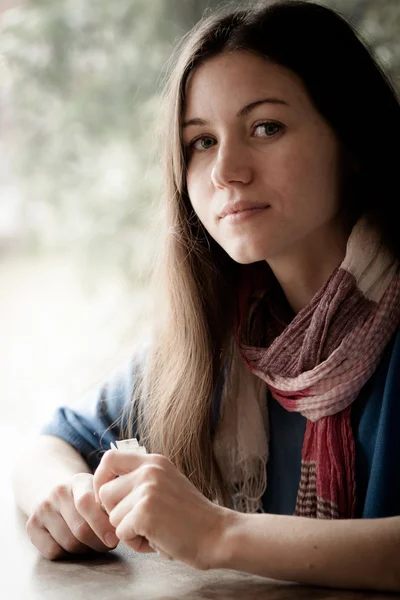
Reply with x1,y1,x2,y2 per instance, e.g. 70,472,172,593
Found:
12,435,91,517
213,512,400,592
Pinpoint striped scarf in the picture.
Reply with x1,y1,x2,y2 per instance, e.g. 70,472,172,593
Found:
213,218,400,518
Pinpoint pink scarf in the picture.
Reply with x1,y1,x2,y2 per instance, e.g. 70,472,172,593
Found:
217,218,400,518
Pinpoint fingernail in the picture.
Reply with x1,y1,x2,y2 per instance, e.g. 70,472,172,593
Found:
105,532,118,548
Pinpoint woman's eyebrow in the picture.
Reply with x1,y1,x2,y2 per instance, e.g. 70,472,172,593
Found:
239,97,290,116
183,97,290,129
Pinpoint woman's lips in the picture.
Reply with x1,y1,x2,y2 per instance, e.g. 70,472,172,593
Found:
219,205,270,223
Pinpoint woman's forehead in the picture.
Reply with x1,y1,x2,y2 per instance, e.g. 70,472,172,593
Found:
183,51,309,121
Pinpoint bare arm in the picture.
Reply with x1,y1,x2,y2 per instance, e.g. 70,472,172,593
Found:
12,435,91,517
211,512,400,592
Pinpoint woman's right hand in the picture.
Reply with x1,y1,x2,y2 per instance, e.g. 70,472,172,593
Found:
26,472,119,560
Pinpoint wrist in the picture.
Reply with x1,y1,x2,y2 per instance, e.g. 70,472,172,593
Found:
200,506,244,571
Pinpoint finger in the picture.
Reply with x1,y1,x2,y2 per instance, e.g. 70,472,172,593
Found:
114,504,148,553
114,502,158,554
108,488,138,529
41,510,90,555
71,473,119,549
98,471,136,514
26,516,67,561
93,450,148,500
60,500,113,553
135,538,157,553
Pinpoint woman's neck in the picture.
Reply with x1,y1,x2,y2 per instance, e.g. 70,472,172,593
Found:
267,222,349,314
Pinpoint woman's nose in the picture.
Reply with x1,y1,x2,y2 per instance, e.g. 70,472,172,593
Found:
210,144,253,189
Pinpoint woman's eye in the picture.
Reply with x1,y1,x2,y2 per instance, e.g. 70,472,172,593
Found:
253,122,283,138
191,136,216,151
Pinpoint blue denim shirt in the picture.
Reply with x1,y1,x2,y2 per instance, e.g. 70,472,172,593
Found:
42,329,400,518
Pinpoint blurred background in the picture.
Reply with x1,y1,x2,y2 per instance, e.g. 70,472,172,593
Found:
1,0,399,446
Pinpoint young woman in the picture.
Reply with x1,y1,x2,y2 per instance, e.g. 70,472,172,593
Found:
13,0,400,592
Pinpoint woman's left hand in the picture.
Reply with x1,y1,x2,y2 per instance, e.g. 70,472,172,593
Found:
93,449,229,570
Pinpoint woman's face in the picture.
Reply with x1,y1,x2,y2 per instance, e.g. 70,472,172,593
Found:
183,51,343,265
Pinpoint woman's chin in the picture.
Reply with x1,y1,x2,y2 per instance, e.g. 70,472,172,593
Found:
225,248,267,265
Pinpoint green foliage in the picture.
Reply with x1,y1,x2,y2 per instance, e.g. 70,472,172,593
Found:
0,0,181,279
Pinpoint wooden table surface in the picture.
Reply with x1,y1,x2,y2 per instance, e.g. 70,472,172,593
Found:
2,479,399,600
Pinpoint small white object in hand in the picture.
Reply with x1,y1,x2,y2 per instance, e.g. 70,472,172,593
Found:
111,438,147,453
110,437,173,561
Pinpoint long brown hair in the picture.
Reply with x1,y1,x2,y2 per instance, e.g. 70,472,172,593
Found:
125,0,400,506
